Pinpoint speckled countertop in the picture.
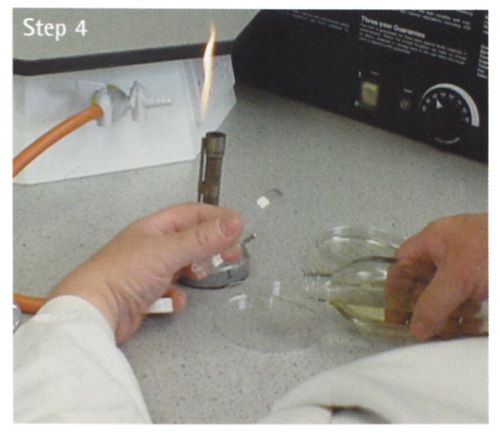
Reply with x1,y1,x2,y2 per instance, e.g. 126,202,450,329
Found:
13,85,488,423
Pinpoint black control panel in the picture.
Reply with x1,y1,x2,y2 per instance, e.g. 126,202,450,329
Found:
233,10,488,162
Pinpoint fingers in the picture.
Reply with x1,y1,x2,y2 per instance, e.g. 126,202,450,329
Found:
436,316,487,339
384,224,484,339
180,261,211,280
384,257,435,326
179,243,244,281
136,201,244,273
161,213,244,274
385,265,486,339
138,202,240,235
384,263,413,325
163,285,187,313
409,253,474,339
450,299,483,317
219,243,244,262
131,202,244,276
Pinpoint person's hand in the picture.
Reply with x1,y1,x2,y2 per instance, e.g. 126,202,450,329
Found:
49,202,244,344
384,213,488,340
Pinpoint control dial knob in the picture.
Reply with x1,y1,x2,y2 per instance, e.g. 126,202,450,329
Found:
419,83,480,146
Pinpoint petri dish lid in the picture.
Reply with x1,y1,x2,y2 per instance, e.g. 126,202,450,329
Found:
313,226,401,269
213,280,323,352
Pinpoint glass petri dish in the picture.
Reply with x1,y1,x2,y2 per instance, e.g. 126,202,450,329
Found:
313,226,401,268
213,280,323,352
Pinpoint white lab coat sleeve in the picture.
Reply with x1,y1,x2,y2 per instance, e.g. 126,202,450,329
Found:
259,337,488,424
14,295,152,423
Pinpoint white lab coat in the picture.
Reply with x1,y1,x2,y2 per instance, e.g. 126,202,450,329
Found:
259,335,488,423
14,296,151,423
14,296,488,424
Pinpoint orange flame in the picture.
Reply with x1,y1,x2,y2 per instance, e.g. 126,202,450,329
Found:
201,24,216,120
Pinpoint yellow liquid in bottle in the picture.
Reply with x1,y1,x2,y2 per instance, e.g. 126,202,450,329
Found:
330,300,488,338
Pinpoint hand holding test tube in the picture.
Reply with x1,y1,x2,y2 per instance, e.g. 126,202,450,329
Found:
211,188,283,268
178,188,283,289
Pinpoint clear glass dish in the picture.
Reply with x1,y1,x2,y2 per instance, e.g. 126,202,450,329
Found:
213,279,323,352
312,226,400,267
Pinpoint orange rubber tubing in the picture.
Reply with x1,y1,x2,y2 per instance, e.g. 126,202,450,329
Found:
13,104,103,178
13,293,48,314
13,104,104,313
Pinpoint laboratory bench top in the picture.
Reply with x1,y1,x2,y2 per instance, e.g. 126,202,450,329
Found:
13,84,488,424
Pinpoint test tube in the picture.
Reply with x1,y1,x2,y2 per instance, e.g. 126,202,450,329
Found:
240,188,283,238
211,188,283,268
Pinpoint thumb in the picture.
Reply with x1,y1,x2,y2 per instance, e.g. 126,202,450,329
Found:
165,214,243,272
